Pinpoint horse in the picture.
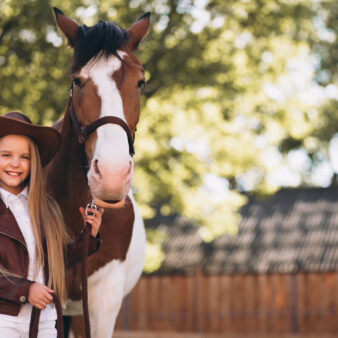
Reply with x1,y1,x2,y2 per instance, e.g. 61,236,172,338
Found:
44,8,150,337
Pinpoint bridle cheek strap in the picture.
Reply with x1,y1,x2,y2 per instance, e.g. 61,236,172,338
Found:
69,90,135,157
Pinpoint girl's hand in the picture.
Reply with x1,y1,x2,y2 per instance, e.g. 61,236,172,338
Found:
79,206,104,237
28,283,54,310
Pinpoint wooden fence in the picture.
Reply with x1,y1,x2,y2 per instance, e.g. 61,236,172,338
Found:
115,271,338,336
115,334,338,338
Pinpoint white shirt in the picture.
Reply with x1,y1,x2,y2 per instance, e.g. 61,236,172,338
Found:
0,186,56,323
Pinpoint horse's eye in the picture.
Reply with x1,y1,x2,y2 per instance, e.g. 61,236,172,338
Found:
137,79,146,89
73,77,82,87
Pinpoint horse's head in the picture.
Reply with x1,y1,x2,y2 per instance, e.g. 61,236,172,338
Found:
54,8,150,208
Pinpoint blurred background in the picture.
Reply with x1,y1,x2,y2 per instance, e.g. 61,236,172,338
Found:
1,0,337,336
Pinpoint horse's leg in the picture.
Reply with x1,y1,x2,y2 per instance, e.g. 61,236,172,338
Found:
68,315,85,338
87,260,126,338
63,316,72,338
69,263,125,338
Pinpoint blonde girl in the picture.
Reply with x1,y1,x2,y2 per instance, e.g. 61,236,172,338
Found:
0,111,104,337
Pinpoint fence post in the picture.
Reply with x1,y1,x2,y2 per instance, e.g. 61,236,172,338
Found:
290,273,298,334
193,264,203,333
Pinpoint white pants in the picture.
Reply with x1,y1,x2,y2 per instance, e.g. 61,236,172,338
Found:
0,319,57,338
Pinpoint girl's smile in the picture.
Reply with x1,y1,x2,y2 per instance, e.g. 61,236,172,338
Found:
0,134,31,195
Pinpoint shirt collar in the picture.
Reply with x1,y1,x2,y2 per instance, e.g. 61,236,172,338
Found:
0,186,29,208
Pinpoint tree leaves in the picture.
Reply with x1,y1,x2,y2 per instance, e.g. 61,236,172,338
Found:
1,0,337,272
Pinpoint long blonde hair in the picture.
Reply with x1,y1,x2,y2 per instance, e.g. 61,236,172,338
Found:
27,138,70,304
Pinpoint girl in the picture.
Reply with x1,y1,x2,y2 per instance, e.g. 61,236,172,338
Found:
0,111,104,337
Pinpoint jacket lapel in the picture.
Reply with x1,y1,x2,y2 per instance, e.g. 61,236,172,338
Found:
0,198,27,246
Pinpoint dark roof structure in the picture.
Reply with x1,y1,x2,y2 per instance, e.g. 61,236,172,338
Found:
152,187,338,275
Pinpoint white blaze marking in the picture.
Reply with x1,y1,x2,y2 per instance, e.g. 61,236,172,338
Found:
80,51,127,121
80,51,132,180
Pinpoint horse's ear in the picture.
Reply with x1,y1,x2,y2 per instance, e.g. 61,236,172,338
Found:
53,7,79,47
127,12,150,51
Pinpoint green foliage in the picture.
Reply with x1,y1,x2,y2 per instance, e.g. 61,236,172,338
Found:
144,228,166,273
1,0,337,272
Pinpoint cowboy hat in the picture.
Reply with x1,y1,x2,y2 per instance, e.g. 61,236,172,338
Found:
0,112,61,166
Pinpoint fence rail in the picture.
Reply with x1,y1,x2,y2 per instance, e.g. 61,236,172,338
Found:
115,271,338,335
115,332,338,338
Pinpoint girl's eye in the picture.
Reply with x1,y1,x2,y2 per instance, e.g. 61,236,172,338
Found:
137,79,146,89
22,156,30,160
1,154,9,157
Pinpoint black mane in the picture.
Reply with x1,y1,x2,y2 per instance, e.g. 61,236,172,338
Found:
72,21,129,72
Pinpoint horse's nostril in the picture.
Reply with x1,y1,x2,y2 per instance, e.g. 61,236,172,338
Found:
94,159,101,177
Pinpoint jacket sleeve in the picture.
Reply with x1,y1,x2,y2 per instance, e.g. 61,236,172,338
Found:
0,275,33,304
66,229,101,269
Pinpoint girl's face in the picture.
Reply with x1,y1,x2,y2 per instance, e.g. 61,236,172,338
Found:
0,134,31,195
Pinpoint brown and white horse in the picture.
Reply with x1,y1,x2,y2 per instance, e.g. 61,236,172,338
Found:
45,8,150,337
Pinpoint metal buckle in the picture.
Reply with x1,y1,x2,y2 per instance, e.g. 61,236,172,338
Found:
85,200,98,216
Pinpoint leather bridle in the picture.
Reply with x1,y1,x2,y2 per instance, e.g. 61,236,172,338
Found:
68,85,135,157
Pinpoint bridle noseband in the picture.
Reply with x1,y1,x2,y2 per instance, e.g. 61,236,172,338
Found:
68,86,135,157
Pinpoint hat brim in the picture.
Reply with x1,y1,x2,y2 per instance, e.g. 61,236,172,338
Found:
0,116,61,166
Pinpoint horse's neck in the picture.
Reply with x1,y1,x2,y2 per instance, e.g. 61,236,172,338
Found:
45,108,91,233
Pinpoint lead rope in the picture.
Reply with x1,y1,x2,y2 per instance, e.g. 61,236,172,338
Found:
29,204,95,338
28,245,90,338
29,227,92,338
81,199,99,338
81,222,92,338
29,293,64,338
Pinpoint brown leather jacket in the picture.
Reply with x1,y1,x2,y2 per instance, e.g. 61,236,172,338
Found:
0,198,100,317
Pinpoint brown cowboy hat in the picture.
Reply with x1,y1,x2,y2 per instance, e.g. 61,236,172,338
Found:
0,112,61,166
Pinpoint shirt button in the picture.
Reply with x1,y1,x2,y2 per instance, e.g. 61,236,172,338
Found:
20,296,26,303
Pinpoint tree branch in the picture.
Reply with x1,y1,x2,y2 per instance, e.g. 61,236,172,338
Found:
0,18,17,44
